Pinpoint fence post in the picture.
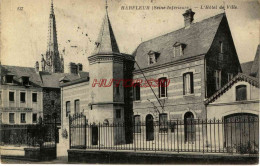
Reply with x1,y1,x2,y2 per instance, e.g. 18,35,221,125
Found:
177,119,179,153
84,116,86,149
98,123,100,150
69,115,71,149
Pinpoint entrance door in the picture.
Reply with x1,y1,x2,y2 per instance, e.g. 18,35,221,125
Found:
184,112,195,143
92,125,98,145
146,114,154,141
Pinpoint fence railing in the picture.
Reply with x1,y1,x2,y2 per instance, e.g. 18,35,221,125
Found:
69,113,259,154
0,119,57,148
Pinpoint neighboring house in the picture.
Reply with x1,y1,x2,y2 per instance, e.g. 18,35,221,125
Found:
205,73,259,119
205,73,259,149
0,66,43,125
241,44,259,78
0,65,86,125
132,9,241,124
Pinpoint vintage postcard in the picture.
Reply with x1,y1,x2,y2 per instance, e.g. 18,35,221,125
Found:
0,0,259,164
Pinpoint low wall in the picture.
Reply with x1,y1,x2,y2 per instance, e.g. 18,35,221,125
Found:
24,147,57,161
68,149,259,164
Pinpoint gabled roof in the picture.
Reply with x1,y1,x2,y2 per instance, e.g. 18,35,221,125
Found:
205,73,259,104
1,65,42,87
133,13,226,69
241,61,254,76
92,12,120,55
39,71,88,88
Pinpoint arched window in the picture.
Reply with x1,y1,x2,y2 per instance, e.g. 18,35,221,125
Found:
134,115,141,133
158,77,168,98
236,85,247,101
184,112,195,143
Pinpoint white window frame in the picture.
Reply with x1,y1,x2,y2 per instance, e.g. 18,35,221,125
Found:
159,77,168,98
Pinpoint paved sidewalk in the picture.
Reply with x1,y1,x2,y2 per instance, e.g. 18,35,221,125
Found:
1,156,68,164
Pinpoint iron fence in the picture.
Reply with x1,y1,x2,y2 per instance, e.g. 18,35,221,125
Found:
69,113,259,154
0,118,57,148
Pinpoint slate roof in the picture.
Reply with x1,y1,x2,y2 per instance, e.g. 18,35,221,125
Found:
133,13,226,69
1,65,42,87
92,12,120,55
39,72,81,88
241,61,254,76
1,65,89,88
205,73,259,104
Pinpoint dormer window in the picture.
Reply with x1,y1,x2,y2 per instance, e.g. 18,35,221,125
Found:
148,51,160,65
21,76,30,86
173,42,186,57
5,75,14,84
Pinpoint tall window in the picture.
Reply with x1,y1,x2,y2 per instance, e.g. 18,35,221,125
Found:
9,113,15,123
133,83,140,101
159,77,167,98
9,92,14,102
134,115,141,133
220,41,223,53
32,93,37,102
74,100,80,114
66,101,71,117
20,92,26,103
214,70,222,90
227,73,233,82
32,113,37,123
236,85,247,101
20,113,26,123
183,72,194,95
159,113,168,133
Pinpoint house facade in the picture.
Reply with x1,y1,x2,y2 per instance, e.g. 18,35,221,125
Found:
132,10,241,124
0,66,43,124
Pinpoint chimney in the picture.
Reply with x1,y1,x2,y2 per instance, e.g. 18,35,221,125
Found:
35,61,39,72
77,63,83,72
182,9,195,28
69,62,78,74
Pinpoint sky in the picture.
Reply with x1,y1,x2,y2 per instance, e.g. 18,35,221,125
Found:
1,0,259,72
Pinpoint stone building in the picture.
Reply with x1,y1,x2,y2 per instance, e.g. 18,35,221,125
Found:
60,6,135,145
132,10,241,125
0,66,43,125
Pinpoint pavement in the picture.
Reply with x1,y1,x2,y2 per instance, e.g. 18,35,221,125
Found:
0,156,68,164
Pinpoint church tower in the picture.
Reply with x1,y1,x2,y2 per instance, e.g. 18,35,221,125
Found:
88,2,134,145
40,0,64,73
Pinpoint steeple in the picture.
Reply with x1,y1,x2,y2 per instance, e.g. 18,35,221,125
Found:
44,0,63,73
93,1,120,55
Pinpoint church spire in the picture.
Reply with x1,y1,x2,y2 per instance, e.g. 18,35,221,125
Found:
44,0,63,73
93,0,120,55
